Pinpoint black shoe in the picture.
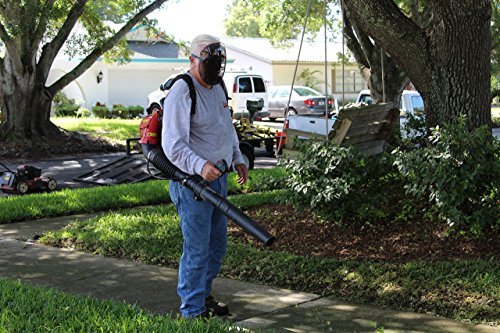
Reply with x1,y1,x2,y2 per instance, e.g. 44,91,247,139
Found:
205,295,229,316
195,310,212,319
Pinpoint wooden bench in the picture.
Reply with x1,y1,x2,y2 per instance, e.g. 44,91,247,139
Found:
282,102,399,157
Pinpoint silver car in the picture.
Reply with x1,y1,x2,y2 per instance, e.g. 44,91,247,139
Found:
268,85,336,121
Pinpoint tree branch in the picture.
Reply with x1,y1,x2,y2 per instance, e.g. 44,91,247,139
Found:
343,4,378,68
342,0,431,87
37,0,89,81
48,0,168,96
343,15,370,69
352,25,376,66
0,21,23,72
31,0,57,56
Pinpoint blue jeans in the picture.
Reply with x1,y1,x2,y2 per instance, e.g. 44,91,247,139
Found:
169,174,228,318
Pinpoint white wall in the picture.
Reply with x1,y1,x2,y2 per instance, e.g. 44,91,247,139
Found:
49,58,187,110
225,47,273,86
48,59,108,110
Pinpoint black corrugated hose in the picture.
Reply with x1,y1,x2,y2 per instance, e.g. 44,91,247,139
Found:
142,144,275,246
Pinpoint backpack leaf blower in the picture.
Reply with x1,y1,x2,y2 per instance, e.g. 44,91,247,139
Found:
139,107,275,246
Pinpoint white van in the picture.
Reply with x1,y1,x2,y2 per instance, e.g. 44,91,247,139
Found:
222,73,269,120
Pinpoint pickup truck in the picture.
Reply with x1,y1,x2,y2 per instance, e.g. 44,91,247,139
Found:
287,114,336,137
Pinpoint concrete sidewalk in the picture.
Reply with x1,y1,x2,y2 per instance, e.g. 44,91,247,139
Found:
0,215,497,333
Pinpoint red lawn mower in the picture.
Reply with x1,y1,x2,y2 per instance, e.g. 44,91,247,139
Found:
0,162,57,194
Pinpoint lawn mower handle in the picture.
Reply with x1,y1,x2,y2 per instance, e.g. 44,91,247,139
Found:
142,143,275,246
0,162,13,173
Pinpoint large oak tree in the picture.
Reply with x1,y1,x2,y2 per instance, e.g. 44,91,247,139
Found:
0,0,167,143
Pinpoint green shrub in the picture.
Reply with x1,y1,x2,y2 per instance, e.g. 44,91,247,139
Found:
399,113,429,149
279,141,401,222
92,104,110,118
128,105,145,118
492,116,500,128
112,104,129,119
53,92,80,117
394,117,500,234
76,107,92,118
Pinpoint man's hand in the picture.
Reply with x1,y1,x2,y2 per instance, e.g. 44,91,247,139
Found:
201,161,222,182
234,163,248,185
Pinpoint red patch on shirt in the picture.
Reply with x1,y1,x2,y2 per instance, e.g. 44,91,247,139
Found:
223,102,229,109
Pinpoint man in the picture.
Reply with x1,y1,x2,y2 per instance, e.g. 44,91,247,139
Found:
162,34,248,318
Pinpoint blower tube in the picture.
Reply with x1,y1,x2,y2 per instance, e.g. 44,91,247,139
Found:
142,144,275,246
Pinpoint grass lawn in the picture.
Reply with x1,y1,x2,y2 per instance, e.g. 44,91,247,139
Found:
52,117,141,143
0,278,240,332
0,169,286,224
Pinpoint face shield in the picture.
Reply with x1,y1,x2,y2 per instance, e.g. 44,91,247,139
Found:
192,42,226,86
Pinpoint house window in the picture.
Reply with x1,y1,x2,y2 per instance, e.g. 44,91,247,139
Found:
334,69,365,93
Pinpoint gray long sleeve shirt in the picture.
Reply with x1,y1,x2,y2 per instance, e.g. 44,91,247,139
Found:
161,74,245,175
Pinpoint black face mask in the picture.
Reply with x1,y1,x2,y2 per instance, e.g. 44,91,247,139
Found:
192,43,226,85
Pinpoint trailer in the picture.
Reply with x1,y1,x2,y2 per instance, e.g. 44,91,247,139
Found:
234,118,277,156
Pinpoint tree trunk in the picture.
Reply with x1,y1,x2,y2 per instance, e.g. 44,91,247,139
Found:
360,52,409,107
342,0,492,130
424,1,492,129
0,57,60,141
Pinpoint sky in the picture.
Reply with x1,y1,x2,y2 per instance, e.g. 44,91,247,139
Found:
149,0,233,42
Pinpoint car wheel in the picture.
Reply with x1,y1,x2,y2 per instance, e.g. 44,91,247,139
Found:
286,108,297,117
47,179,57,191
16,181,29,194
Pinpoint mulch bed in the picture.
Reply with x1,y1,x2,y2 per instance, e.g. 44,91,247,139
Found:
229,203,499,263
0,133,124,162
